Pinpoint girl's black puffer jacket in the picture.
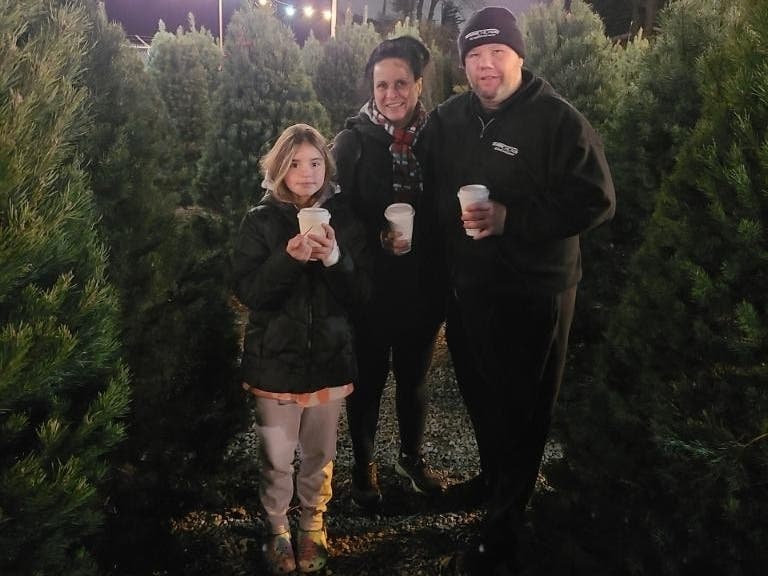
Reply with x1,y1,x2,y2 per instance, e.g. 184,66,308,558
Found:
232,191,371,394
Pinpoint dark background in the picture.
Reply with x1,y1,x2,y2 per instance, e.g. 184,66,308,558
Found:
103,1,545,43
104,0,241,41
104,0,379,42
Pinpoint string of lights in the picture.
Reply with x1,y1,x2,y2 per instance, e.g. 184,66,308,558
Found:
256,0,334,23
122,0,340,51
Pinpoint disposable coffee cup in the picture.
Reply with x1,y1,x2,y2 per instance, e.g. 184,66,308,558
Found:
297,207,330,236
384,203,415,255
457,184,490,237
297,207,330,259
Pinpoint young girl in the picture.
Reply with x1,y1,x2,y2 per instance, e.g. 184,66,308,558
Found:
232,124,370,574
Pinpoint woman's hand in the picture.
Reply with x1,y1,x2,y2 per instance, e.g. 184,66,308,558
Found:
381,228,411,255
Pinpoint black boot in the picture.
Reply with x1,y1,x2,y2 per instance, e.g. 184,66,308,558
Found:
351,462,382,511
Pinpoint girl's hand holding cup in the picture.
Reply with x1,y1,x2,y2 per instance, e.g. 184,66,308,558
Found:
297,207,332,261
287,223,337,265
286,233,314,262
309,223,339,266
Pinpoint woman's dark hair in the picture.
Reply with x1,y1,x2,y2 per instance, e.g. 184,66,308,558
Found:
364,36,431,91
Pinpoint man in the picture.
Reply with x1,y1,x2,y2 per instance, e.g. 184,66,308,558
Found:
422,6,616,574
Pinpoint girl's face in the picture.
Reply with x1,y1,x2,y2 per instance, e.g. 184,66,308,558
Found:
372,57,422,129
284,142,325,207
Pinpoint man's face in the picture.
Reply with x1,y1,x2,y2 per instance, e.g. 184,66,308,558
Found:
464,43,523,111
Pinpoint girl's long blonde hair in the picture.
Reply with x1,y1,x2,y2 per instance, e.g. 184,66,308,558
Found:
260,124,336,204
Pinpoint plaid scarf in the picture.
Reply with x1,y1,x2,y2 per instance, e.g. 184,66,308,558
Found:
363,100,426,204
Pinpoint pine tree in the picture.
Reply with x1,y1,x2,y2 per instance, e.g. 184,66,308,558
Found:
567,0,738,372
389,17,421,41
308,22,383,133
301,29,325,74
418,20,463,104
606,0,737,248
522,0,622,133
71,4,247,571
196,4,329,226
419,37,451,110
0,2,130,573
551,0,768,572
147,15,222,205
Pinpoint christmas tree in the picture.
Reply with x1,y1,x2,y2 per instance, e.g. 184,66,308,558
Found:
0,2,130,573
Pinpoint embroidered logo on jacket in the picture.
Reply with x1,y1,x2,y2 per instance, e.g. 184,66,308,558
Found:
465,28,500,41
492,141,519,157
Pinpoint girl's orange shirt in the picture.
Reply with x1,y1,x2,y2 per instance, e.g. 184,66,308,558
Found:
244,383,354,407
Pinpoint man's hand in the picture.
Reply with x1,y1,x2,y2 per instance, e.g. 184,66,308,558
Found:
461,200,507,239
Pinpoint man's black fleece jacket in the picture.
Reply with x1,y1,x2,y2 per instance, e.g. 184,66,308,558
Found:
423,69,616,297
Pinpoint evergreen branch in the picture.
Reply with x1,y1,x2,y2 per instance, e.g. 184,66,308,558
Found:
741,431,768,450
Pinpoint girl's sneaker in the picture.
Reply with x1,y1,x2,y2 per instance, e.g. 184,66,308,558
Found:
263,531,296,574
296,526,328,573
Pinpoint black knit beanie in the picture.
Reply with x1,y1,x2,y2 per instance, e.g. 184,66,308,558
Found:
458,6,526,63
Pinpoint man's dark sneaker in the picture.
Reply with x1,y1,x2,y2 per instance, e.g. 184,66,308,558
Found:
395,452,445,495
351,462,382,510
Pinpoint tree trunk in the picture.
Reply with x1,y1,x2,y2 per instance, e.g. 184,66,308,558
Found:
644,0,659,32
428,0,439,21
632,0,664,35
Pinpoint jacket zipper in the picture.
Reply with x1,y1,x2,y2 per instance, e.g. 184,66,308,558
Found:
306,281,313,387
307,297,313,354
479,116,495,139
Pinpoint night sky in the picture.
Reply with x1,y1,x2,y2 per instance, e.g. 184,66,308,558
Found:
104,0,239,41
104,0,378,42
104,1,540,43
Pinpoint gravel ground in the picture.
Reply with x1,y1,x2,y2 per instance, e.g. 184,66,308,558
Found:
171,328,563,575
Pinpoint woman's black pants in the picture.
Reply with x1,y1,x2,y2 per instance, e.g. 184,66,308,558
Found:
346,312,442,466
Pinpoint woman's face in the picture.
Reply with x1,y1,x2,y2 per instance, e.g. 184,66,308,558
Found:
284,142,325,207
372,57,422,129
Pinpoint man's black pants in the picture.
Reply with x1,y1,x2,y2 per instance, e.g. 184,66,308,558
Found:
446,284,577,557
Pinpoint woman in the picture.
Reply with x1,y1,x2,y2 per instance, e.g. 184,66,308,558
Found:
332,36,445,511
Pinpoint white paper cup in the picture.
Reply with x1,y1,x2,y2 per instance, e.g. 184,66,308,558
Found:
297,207,330,259
457,184,490,237
384,203,415,254
297,207,330,237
